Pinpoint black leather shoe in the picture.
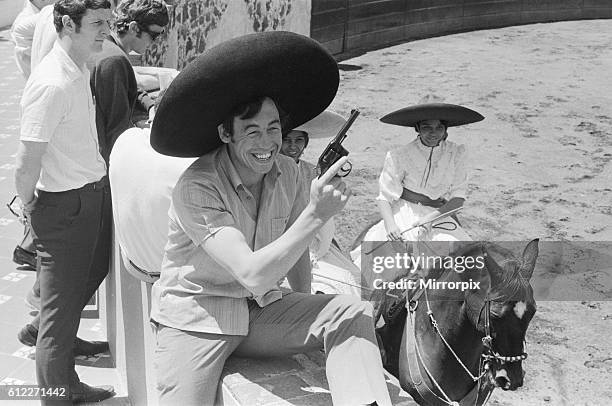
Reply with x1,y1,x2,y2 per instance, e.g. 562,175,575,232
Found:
17,324,37,347
17,324,110,356
12,245,37,269
70,382,115,403
73,337,110,356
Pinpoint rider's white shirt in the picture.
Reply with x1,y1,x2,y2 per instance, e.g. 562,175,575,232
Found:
351,139,472,269
377,138,468,202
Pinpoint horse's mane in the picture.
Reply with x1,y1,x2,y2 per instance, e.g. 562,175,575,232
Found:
420,242,533,305
483,243,534,304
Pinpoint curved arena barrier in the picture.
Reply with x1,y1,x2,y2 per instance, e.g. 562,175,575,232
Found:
311,0,612,58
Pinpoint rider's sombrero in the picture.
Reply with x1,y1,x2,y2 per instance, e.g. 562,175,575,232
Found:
380,103,484,128
288,110,346,139
151,31,339,157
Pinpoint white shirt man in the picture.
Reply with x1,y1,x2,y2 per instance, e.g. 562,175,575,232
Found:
14,2,116,403
21,42,106,190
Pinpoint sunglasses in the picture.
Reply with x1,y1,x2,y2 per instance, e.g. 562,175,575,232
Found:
138,24,164,41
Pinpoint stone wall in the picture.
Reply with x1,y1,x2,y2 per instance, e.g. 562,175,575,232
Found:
144,0,311,69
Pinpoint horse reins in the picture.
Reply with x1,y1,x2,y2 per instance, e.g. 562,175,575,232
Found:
316,230,529,405
321,270,530,405
405,289,487,406
403,288,528,406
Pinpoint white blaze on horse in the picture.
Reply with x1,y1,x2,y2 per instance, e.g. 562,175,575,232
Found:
353,238,539,406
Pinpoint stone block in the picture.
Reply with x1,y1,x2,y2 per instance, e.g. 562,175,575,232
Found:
223,356,303,383
219,353,418,405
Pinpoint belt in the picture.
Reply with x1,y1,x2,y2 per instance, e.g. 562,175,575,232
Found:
37,177,108,195
127,259,160,283
81,176,108,191
120,248,160,284
400,188,446,208
400,188,461,225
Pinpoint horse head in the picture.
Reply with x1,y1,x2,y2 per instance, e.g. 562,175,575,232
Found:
376,239,539,405
471,239,538,391
447,239,538,394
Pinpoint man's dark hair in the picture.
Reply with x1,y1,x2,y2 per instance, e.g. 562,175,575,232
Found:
53,0,111,33
114,0,169,36
221,96,288,137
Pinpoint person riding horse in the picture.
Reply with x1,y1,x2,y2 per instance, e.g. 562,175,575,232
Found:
363,97,484,242
351,97,484,280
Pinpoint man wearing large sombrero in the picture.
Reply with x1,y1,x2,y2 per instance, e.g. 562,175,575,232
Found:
149,32,392,405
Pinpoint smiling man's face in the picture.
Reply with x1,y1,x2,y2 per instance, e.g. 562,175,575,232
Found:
226,97,282,179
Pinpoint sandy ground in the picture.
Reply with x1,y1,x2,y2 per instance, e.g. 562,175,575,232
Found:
301,20,612,405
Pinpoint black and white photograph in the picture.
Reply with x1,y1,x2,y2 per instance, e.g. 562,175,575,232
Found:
0,1,610,405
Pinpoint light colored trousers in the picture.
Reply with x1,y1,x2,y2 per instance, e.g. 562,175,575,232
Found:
154,292,392,406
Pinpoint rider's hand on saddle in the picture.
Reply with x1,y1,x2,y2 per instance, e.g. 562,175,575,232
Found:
384,221,403,241
309,156,351,222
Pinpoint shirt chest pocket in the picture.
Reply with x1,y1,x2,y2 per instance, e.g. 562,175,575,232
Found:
270,216,289,238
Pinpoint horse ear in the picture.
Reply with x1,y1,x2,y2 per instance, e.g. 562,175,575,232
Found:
520,238,539,281
485,252,505,288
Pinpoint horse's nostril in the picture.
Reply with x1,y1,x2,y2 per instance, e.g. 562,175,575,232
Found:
495,376,510,390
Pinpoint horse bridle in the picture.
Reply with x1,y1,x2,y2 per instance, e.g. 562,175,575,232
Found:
480,299,529,364
400,288,528,406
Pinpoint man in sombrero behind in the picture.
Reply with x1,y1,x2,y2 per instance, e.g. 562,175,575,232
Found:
148,32,392,406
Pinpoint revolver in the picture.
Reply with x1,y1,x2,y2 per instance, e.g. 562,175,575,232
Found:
317,109,360,178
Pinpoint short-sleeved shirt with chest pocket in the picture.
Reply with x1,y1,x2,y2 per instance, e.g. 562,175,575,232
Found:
151,145,309,335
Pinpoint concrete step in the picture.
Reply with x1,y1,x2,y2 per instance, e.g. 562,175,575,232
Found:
219,352,417,406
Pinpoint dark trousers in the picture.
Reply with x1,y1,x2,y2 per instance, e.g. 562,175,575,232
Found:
27,179,111,404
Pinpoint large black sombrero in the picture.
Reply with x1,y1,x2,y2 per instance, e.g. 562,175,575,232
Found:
151,31,339,157
380,103,484,128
